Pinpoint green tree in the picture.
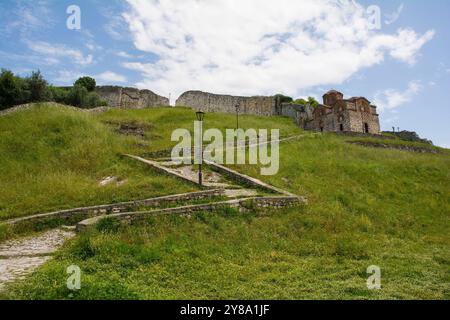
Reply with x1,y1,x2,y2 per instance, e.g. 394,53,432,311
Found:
74,76,96,92
294,96,319,108
0,69,27,109
66,85,107,108
274,94,293,103
25,70,51,102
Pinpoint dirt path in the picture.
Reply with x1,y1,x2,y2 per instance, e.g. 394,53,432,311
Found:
0,229,75,291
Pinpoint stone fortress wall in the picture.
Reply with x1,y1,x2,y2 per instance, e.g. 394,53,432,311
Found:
175,89,381,135
95,86,169,109
94,86,381,135
175,91,276,116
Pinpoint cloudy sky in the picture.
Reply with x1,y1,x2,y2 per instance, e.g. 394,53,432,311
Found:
0,0,449,147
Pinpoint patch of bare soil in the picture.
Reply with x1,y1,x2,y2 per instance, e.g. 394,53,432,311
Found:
104,120,154,138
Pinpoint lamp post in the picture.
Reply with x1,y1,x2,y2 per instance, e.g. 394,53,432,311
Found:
196,111,205,186
235,103,240,130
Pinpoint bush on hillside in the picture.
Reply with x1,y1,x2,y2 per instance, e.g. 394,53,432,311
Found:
0,69,28,109
26,70,51,102
48,86,70,104
65,84,107,109
0,69,107,109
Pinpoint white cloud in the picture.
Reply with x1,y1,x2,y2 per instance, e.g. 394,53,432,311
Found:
27,41,94,65
53,70,84,85
27,41,94,66
373,81,422,111
95,71,127,84
121,0,434,99
101,5,129,41
116,51,134,59
53,71,127,86
86,42,103,51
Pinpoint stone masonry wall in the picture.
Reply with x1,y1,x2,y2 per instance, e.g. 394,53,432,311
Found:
3,190,223,227
347,109,380,134
175,91,276,116
95,86,169,109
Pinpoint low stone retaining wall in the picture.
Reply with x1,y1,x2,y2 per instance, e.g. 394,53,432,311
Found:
251,196,303,209
348,141,440,154
1,190,223,227
204,160,298,197
125,154,204,187
335,131,389,139
76,196,304,232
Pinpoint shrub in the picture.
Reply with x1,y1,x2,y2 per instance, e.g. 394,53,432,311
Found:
65,85,107,108
48,86,70,104
86,91,108,108
66,85,89,107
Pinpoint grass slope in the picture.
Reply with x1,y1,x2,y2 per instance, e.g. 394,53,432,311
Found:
0,104,198,222
1,104,449,299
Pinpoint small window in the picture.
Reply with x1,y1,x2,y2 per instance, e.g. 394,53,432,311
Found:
340,124,344,132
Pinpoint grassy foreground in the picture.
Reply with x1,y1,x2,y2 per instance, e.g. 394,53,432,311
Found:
1,104,449,299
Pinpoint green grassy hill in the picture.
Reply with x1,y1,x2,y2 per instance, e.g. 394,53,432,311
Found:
1,103,449,299
0,104,199,223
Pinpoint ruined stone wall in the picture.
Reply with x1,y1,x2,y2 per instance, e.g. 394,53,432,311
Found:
95,86,169,109
175,91,276,116
278,103,303,119
305,107,335,132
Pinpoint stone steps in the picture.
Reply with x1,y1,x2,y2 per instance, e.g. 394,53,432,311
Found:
0,229,75,291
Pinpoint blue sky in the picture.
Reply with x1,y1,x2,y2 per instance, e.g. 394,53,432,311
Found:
0,0,449,147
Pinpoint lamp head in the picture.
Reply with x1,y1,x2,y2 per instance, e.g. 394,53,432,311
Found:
196,111,205,121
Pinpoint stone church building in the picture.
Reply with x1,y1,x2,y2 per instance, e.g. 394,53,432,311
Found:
295,90,381,134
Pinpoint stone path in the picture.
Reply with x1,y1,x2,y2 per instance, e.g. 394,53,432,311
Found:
169,165,232,188
224,189,259,198
0,229,75,291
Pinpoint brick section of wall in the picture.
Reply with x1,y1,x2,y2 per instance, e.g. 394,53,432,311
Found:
175,91,276,116
95,86,169,108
